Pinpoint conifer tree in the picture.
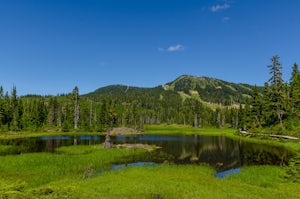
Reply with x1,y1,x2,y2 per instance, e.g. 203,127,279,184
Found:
267,55,285,126
99,99,108,131
290,63,300,116
10,86,21,131
0,86,3,98
251,85,262,127
262,82,271,125
0,86,3,128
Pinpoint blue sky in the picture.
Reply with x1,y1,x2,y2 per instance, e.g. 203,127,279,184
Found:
1,0,300,95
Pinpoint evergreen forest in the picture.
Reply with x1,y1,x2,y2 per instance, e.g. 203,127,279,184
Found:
0,56,299,136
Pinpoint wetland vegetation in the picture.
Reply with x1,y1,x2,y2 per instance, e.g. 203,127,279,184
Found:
0,126,300,198
1,56,300,198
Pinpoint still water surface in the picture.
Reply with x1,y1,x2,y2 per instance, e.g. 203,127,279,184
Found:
0,134,294,174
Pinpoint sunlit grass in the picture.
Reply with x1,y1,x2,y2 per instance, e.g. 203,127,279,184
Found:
0,143,300,198
0,144,20,155
144,124,236,135
0,145,146,190
1,125,300,198
74,165,300,199
29,165,300,199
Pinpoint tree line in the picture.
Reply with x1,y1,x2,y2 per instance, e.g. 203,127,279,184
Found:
0,85,233,132
0,55,299,135
239,55,300,134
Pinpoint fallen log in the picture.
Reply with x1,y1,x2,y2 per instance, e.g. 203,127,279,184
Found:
240,131,299,140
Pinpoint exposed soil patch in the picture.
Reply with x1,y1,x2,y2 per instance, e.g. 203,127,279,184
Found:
110,127,140,135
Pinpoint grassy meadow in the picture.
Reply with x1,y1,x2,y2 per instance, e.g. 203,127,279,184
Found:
0,125,300,198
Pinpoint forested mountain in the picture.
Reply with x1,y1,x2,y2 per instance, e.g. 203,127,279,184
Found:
1,57,300,137
88,75,258,106
164,75,259,105
0,75,251,133
90,85,164,95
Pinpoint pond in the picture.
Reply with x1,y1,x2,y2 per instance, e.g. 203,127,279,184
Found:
0,134,295,175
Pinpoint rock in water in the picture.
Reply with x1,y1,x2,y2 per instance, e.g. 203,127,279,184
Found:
103,130,112,148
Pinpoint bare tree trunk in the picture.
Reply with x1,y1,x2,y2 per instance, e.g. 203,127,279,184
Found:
194,113,198,128
58,106,62,127
199,118,202,128
222,114,225,128
74,100,79,129
89,100,92,127
278,111,283,126
49,103,54,127
73,87,79,129
217,111,221,128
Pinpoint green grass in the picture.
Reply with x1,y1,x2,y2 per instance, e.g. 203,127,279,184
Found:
0,145,147,198
0,144,20,155
144,124,236,135
1,125,300,198
0,145,299,198
55,145,103,155
8,164,298,199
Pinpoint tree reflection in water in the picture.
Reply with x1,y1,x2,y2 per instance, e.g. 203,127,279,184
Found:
0,134,294,172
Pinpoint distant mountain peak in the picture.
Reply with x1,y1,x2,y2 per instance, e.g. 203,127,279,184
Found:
88,74,259,106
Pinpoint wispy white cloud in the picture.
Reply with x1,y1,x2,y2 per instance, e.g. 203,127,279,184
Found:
210,3,230,12
222,16,230,23
167,44,185,52
159,44,185,52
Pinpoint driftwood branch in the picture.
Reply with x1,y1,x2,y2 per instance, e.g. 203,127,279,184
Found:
240,131,299,140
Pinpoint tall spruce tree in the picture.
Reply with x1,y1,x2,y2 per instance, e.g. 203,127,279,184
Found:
10,86,21,131
290,63,300,116
251,85,262,127
262,82,271,125
267,55,285,126
0,86,3,128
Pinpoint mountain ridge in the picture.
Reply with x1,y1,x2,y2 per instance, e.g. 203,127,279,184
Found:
87,75,260,105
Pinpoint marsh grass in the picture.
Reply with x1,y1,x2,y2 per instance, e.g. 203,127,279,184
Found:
0,144,147,198
59,165,299,199
55,145,101,155
0,144,31,156
1,145,300,198
144,124,236,136
225,165,286,188
1,125,300,198
0,144,20,155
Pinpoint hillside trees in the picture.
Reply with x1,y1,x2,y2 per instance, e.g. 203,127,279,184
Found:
251,86,262,127
290,63,300,116
0,84,220,132
1,55,300,133
237,56,300,134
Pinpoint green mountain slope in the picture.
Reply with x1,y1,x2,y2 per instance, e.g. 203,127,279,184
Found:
88,75,259,106
91,84,164,95
164,75,258,105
